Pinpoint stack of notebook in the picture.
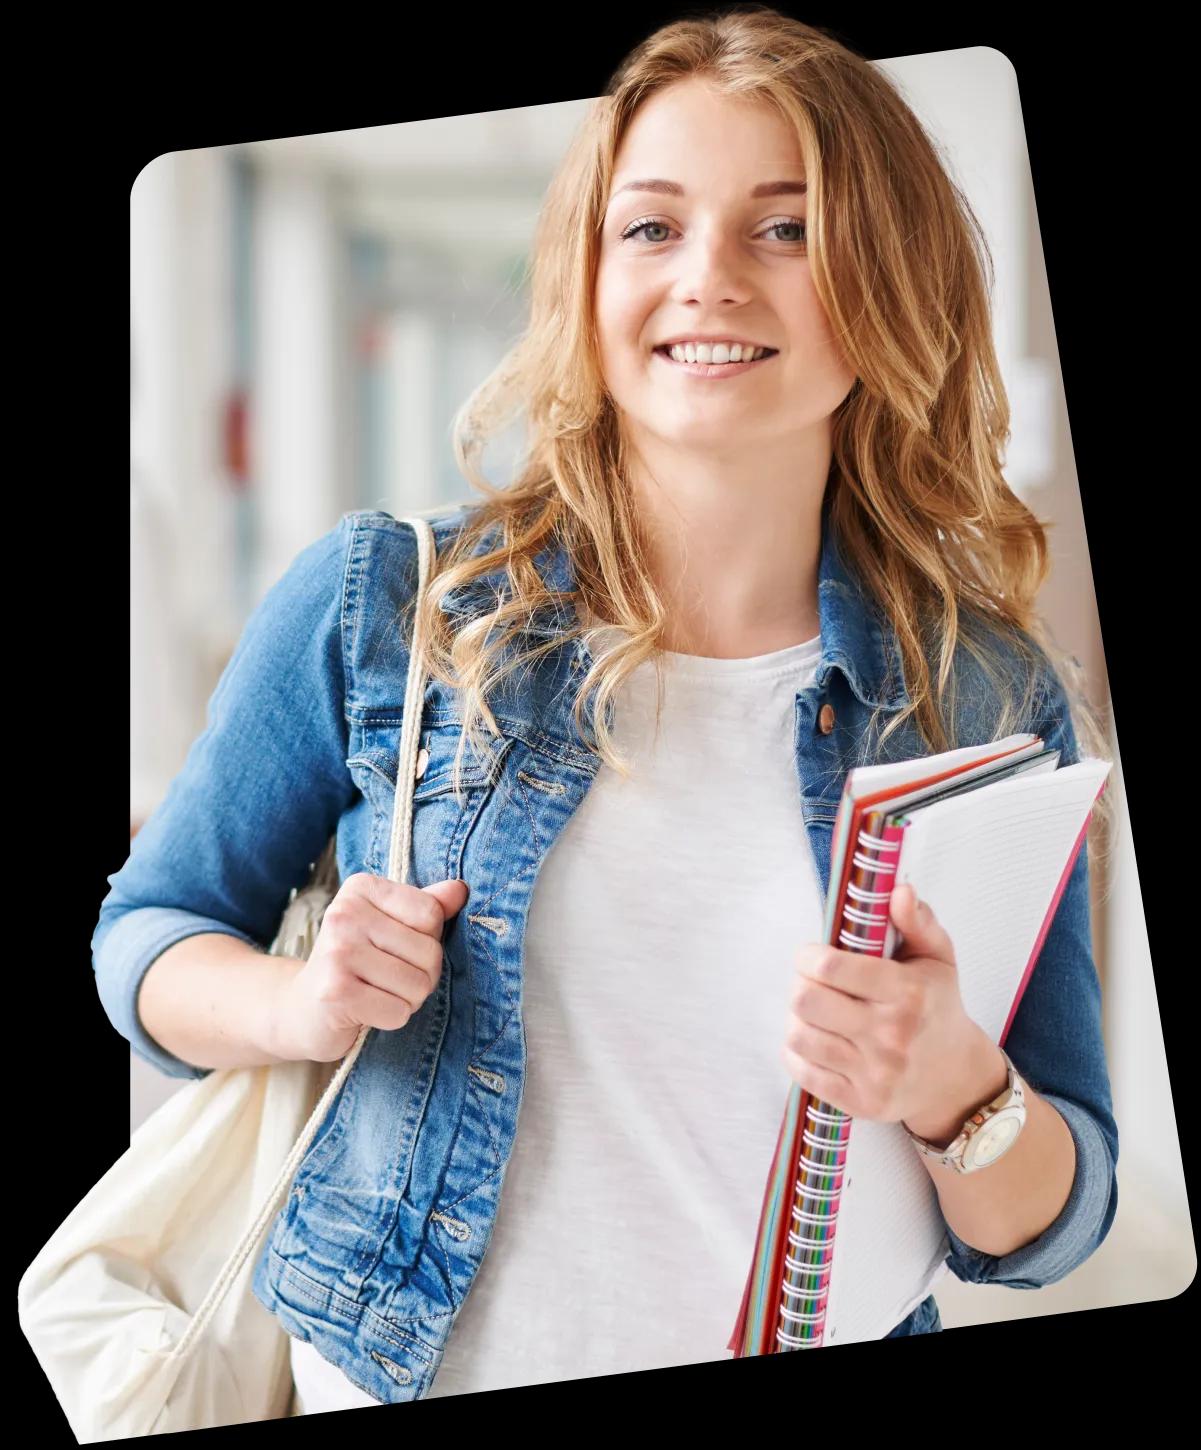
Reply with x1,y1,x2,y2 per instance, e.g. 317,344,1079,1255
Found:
728,732,1112,1353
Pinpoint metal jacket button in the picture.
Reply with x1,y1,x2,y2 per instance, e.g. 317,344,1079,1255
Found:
818,703,836,735
415,747,430,779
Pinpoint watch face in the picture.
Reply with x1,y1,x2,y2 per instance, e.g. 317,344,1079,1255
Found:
967,1110,1022,1167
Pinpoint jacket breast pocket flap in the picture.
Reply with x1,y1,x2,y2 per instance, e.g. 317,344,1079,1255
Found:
347,722,513,805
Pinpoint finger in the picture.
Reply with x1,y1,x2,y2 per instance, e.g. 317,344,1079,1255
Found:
790,974,873,1040
339,934,439,1007
337,971,422,1033
348,873,447,937
421,879,470,924
784,1017,863,1077
888,884,956,966
796,942,901,1004
324,886,444,977
779,1044,857,1115
362,909,445,984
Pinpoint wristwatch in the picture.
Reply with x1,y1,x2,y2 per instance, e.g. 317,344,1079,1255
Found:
903,1048,1028,1173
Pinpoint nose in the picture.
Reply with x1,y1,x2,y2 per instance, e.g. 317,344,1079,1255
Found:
670,223,754,309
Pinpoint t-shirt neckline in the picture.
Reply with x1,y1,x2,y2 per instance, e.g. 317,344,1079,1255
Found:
657,632,822,678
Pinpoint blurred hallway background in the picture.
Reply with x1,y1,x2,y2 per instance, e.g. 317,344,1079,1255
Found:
128,48,1192,1335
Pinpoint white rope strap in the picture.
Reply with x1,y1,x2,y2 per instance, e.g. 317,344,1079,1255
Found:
172,515,437,1362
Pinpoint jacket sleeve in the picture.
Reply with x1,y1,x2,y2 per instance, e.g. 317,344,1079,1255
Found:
93,514,362,1080
943,657,1119,1288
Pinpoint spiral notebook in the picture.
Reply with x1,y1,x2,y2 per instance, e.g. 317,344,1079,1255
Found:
728,733,1113,1354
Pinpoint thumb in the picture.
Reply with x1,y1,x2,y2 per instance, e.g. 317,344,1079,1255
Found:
888,883,955,966
421,878,471,921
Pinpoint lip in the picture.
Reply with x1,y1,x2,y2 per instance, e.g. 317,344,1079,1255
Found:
656,336,776,351
653,346,778,379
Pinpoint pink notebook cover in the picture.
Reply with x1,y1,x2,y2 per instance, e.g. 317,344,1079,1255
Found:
999,785,1105,1046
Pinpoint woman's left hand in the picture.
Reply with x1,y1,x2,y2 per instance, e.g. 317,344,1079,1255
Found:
781,883,984,1127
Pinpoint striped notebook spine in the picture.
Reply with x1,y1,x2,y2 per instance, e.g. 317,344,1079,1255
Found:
773,814,903,1350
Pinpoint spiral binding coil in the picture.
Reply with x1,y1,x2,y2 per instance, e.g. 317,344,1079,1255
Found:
774,821,899,1350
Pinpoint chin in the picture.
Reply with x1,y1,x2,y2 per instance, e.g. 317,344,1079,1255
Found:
648,420,758,453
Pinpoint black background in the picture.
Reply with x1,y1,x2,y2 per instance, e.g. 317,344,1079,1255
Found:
20,4,1187,1443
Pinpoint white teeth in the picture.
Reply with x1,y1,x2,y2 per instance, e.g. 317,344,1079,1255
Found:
667,342,766,365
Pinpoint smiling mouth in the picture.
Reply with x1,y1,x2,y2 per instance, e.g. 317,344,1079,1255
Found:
652,345,779,377
653,345,779,362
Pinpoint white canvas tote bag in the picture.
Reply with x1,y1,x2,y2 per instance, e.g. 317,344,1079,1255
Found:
18,515,441,1441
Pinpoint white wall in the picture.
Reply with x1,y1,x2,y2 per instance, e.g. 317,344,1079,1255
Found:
130,150,242,827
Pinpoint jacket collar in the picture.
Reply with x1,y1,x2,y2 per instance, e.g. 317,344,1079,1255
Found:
814,510,910,712
436,502,910,713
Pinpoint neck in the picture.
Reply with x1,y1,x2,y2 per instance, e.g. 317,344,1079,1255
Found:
622,428,829,659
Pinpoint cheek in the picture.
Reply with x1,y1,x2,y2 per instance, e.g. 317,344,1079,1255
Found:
594,267,650,359
773,289,856,407
797,288,856,380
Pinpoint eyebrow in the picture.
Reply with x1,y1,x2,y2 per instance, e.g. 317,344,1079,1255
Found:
610,178,807,199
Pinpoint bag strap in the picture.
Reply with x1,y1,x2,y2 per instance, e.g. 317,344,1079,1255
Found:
172,514,438,1362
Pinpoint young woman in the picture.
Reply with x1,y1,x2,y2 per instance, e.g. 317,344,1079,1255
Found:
99,7,1117,1412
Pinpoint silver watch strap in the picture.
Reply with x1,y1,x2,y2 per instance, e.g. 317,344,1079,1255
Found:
905,1047,1021,1166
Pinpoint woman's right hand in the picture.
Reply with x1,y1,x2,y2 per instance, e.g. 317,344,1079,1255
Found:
272,873,470,1064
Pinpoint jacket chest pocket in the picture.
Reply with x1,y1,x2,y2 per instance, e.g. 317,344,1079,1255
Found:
346,719,512,885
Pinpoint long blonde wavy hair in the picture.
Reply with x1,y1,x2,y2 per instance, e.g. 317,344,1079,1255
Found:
410,4,1113,856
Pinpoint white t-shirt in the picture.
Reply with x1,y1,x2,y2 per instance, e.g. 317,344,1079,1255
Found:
291,630,825,1410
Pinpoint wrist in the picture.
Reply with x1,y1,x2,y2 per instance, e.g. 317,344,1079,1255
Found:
902,1025,1008,1147
260,956,308,1063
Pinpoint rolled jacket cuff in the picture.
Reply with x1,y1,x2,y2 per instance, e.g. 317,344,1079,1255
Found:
93,905,263,1081
943,1091,1118,1289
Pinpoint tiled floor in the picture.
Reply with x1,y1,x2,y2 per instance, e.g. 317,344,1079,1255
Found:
933,1172,1194,1329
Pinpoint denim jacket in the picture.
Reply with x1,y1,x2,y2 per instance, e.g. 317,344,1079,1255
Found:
94,504,1118,1400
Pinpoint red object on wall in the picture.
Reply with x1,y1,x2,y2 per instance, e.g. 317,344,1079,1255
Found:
358,317,385,359
224,389,251,490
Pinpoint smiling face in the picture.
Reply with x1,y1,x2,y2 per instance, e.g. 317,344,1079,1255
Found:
594,78,857,462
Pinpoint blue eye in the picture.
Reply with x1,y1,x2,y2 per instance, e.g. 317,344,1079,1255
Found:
762,219,807,244
617,216,807,246
619,218,675,243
